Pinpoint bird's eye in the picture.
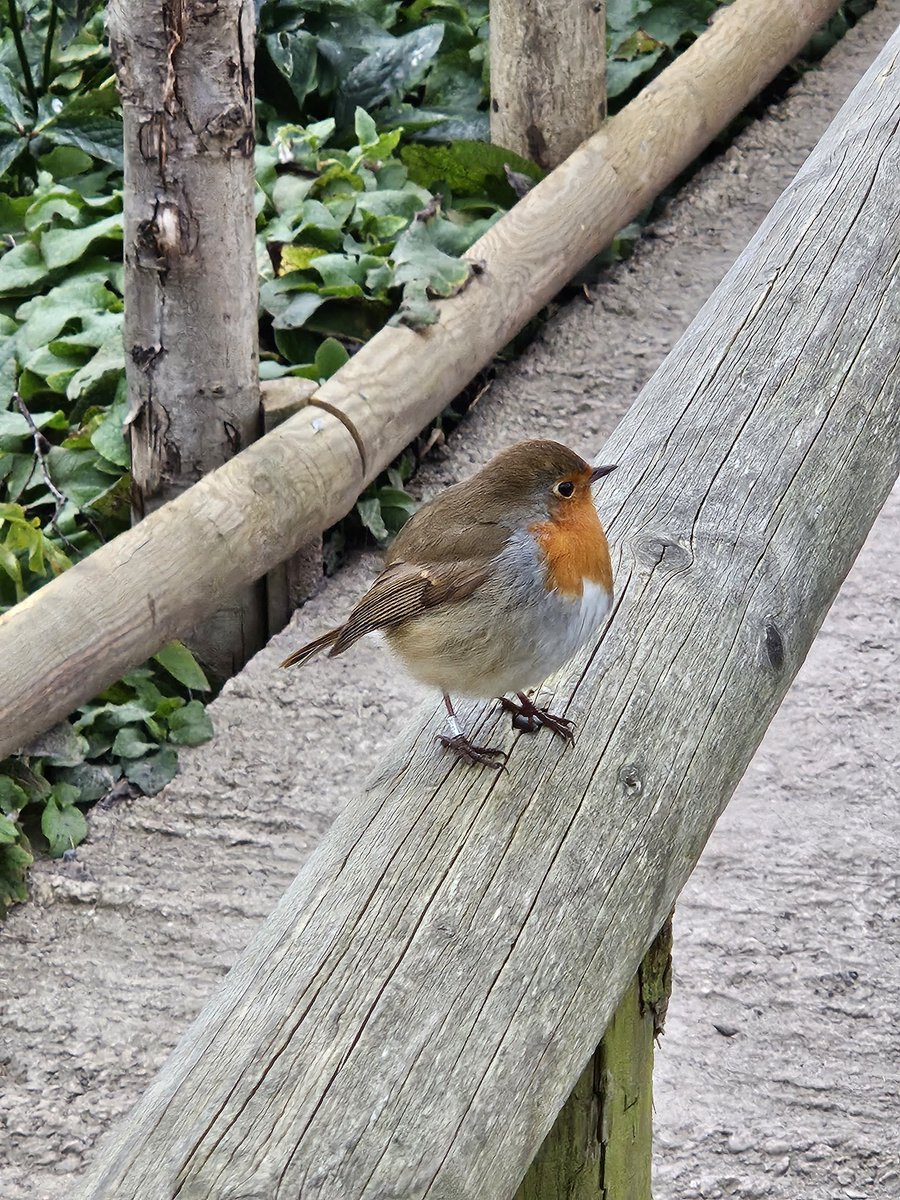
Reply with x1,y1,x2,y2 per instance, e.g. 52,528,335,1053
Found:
555,481,575,498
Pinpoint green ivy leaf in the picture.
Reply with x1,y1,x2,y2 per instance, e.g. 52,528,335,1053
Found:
166,699,214,747
357,495,390,542
40,212,123,270
90,380,130,467
641,0,716,48
391,219,471,295
265,29,319,105
125,746,179,794
606,51,665,99
75,699,155,731
0,837,32,912
46,115,125,169
0,775,27,814
153,641,211,692
0,812,19,843
112,725,158,759
66,331,125,400
41,787,88,856
53,761,118,803
18,720,89,766
606,0,652,33
0,131,28,177
401,141,544,203
0,241,52,294
266,287,328,331
340,26,445,116
0,66,30,132
314,337,349,380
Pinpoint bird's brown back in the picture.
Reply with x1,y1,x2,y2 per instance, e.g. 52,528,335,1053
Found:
388,440,591,567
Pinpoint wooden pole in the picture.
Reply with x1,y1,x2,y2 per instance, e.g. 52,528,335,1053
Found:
515,920,672,1200
108,0,265,680
0,0,843,759
73,31,900,1197
489,0,606,168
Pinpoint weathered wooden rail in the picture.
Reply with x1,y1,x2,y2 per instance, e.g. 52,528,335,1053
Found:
75,29,900,1199
0,0,842,759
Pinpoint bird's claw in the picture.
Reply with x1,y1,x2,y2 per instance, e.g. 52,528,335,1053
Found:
500,695,575,744
437,733,507,770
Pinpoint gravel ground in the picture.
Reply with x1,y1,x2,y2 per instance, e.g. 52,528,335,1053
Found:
1,5,899,1197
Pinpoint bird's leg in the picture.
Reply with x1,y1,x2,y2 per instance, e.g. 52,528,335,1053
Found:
500,691,575,744
437,693,507,769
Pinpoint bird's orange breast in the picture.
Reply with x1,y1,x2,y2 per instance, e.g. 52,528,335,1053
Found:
530,494,612,599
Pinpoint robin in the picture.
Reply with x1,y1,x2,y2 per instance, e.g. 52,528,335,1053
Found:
281,439,617,767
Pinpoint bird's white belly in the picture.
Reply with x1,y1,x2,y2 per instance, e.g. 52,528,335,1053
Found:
488,578,612,696
387,542,612,699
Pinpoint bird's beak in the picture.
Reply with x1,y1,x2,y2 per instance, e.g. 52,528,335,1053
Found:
589,463,618,483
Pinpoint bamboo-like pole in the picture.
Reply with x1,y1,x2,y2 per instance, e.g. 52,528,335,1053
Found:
489,0,607,168
0,0,842,759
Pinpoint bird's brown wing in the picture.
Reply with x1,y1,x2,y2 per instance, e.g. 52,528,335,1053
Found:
330,558,490,656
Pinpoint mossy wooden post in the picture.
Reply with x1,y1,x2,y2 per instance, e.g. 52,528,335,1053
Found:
489,0,606,169
260,380,323,635
516,919,673,1200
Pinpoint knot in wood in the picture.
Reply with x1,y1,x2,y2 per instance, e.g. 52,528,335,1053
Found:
642,534,691,571
618,763,643,796
763,622,785,671
138,197,199,267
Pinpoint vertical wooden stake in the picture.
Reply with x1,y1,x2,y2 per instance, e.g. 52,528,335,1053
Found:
516,917,673,1199
489,0,606,169
109,0,265,680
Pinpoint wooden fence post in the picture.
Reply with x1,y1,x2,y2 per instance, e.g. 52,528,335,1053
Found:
516,919,672,1199
490,0,606,168
108,0,266,680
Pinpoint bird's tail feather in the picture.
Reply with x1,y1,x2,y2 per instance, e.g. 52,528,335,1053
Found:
280,627,341,669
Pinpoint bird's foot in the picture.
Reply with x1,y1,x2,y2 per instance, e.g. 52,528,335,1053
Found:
500,693,575,744
436,733,507,769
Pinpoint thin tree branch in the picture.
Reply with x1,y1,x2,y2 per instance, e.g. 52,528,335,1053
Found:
42,0,59,95
6,0,39,114
13,393,100,555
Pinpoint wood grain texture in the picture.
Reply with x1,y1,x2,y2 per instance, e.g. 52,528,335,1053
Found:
75,30,900,1200
0,0,840,757
489,0,606,168
108,0,265,679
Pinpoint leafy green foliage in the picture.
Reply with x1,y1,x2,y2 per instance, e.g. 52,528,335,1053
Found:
606,0,718,103
0,2,118,186
0,645,212,908
257,0,490,139
255,109,517,355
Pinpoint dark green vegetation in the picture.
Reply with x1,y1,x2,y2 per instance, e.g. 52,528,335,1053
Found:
0,0,869,909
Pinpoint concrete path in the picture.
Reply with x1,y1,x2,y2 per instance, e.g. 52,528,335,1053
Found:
2,6,899,1197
